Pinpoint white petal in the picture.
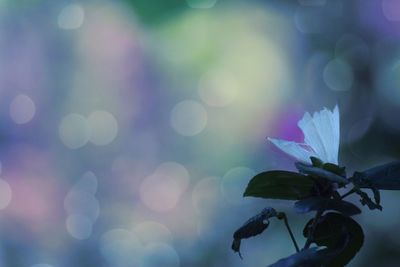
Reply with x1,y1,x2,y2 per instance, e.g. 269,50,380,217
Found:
297,106,340,164
298,112,327,161
268,137,317,164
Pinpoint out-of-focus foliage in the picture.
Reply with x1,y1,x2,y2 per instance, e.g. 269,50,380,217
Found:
124,0,185,24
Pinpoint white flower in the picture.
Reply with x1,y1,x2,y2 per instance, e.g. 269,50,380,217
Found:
268,105,340,164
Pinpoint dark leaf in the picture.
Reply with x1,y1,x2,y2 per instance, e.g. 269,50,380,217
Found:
244,171,315,200
294,197,361,216
323,163,346,177
352,161,400,190
268,248,332,267
295,162,349,185
303,212,364,267
232,208,277,258
311,157,324,167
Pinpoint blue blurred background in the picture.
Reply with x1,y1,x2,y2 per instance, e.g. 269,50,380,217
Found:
1,0,400,266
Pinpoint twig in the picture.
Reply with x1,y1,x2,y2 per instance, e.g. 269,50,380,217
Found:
353,187,383,210
340,188,356,199
277,212,299,252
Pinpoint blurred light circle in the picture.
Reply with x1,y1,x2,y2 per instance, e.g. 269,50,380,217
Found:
140,162,190,212
304,52,330,93
186,0,217,9
59,113,90,149
198,69,238,107
170,100,207,136
66,214,92,240
382,0,400,21
0,179,12,210
335,34,370,68
192,176,221,214
58,4,85,30
294,7,324,34
9,94,36,124
378,61,400,106
298,0,326,5
141,243,180,267
196,218,223,241
87,110,118,146
100,229,142,266
74,171,97,194
323,59,353,91
221,167,255,205
31,264,54,267
133,221,173,245
346,117,374,144
64,190,100,222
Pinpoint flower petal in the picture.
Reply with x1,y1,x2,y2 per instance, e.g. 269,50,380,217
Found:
268,138,317,164
298,106,340,164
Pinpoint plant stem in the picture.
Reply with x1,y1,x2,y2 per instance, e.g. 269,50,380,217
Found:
303,210,323,250
277,212,299,252
340,188,356,199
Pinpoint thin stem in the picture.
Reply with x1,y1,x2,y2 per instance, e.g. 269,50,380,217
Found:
277,212,299,252
303,210,323,250
340,188,356,200
283,214,300,252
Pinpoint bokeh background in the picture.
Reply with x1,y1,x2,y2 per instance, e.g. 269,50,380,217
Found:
1,0,400,266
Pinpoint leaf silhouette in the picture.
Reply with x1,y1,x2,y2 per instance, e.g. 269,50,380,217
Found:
232,208,277,258
294,197,361,216
244,171,315,200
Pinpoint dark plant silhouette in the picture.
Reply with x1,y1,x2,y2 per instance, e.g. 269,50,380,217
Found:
231,106,400,266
